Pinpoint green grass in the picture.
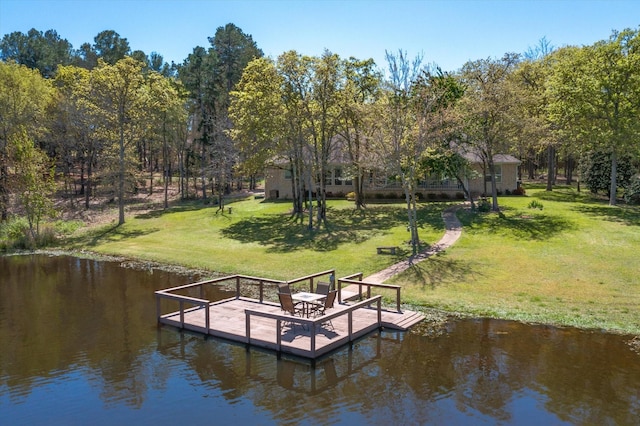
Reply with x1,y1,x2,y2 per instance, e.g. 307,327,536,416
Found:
63,197,445,280
61,186,640,334
391,185,640,334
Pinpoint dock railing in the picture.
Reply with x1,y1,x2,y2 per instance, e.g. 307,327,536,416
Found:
337,273,402,313
155,274,286,329
245,295,382,358
287,269,335,293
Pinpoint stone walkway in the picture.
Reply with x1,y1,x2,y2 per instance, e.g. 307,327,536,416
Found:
364,205,464,282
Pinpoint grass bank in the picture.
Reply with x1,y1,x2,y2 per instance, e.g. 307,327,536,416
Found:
61,187,640,334
390,186,640,334
63,197,446,279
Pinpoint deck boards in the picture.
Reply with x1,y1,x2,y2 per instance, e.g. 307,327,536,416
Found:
159,297,424,359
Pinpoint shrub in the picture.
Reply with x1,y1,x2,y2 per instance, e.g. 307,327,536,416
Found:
528,200,544,210
54,220,83,235
439,192,450,200
0,217,33,250
455,192,465,200
427,193,437,200
346,192,355,200
37,225,57,247
512,187,526,196
505,189,511,195
580,150,634,195
478,198,491,212
624,175,640,205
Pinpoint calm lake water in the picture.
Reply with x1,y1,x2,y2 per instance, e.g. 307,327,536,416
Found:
1,254,639,425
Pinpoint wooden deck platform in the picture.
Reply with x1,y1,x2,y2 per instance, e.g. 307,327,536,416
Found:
155,271,425,359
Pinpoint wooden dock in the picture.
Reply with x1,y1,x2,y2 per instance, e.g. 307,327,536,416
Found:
155,270,424,359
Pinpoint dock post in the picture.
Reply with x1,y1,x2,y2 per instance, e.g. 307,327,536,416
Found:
155,294,161,322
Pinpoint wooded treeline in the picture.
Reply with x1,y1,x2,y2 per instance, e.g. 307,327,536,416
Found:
1,24,639,251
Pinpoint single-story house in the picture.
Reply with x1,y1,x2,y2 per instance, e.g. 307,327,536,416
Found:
265,153,521,200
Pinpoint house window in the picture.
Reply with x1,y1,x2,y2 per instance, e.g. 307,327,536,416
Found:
334,168,342,185
284,169,292,179
485,165,502,183
324,170,332,186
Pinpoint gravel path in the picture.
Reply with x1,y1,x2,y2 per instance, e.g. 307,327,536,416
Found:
364,205,464,282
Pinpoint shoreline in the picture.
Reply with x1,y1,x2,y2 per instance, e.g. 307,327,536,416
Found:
6,249,639,339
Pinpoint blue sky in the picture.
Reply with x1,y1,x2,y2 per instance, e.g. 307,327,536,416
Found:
1,0,638,72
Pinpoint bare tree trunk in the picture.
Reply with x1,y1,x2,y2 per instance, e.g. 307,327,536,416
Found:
609,149,618,206
546,144,555,192
118,111,126,225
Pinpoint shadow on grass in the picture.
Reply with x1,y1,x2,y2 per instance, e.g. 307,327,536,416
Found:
572,204,640,227
530,187,592,204
399,255,479,290
222,204,445,253
63,223,157,248
133,196,258,220
458,207,575,241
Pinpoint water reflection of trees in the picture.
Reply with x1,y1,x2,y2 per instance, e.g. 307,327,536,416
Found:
2,256,639,424
0,255,206,407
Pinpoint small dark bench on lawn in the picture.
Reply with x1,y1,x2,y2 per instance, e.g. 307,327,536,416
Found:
377,246,397,255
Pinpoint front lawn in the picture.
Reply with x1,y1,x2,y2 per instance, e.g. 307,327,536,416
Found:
391,186,640,334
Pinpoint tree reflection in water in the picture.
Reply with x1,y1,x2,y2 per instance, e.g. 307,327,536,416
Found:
1,254,639,425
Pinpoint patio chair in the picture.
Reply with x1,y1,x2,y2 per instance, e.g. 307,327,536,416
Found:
311,290,337,329
278,293,306,330
315,281,331,296
277,282,291,294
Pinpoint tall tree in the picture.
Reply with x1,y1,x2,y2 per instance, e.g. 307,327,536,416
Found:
457,53,521,211
308,50,342,225
548,28,640,205
0,61,52,221
375,50,424,254
335,57,381,210
90,57,146,225
513,50,558,190
230,57,286,189
11,130,57,240
208,23,263,210
179,46,218,200
0,28,73,78
93,30,131,65
52,64,100,208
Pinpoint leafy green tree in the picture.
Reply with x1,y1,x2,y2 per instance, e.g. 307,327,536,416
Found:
513,40,561,189
548,28,640,205
208,23,263,211
421,147,478,209
580,151,635,196
277,50,316,220
0,28,73,77
457,53,521,211
0,61,52,221
53,65,104,209
11,130,57,240
230,57,286,188
74,42,99,70
179,45,218,200
179,24,262,206
335,57,381,210
93,30,131,65
90,57,146,225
